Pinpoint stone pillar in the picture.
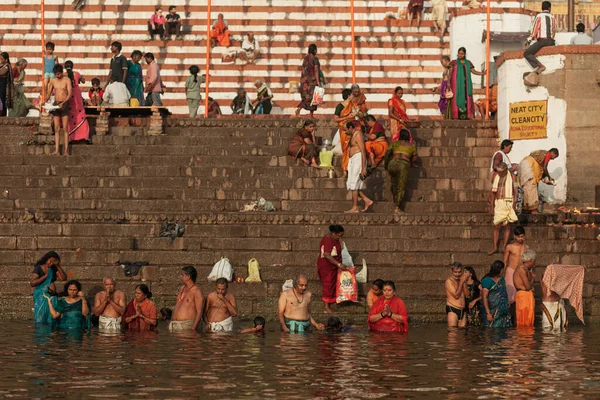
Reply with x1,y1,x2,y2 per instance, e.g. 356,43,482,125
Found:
96,107,109,135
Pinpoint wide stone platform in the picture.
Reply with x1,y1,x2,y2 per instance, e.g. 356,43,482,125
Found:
1,117,599,323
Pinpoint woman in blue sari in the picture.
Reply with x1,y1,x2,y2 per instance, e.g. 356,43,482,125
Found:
31,251,65,324
481,260,512,328
44,280,91,332
126,50,144,105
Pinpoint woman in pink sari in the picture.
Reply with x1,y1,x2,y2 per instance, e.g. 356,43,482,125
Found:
64,61,90,142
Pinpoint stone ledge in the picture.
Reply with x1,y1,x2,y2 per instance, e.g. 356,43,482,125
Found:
496,45,600,67
454,7,537,17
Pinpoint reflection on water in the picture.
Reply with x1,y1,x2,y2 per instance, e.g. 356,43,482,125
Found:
0,321,598,399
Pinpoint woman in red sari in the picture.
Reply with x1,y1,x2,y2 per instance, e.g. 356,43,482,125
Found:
287,120,318,167
317,224,344,314
64,61,90,142
388,86,409,141
368,280,408,332
123,284,158,332
295,44,322,118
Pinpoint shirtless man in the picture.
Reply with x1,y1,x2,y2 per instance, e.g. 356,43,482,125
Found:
503,225,528,323
170,266,204,332
540,272,567,331
93,277,127,333
278,274,325,333
513,250,536,327
344,121,373,213
445,262,467,327
204,277,238,332
43,64,72,156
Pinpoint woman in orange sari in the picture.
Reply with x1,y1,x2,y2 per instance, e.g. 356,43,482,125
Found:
211,13,231,47
368,281,408,332
122,284,158,332
364,115,388,167
388,86,409,141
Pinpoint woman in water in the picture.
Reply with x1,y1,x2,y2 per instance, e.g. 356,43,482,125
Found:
463,266,483,326
368,280,408,332
44,280,90,331
122,284,158,332
481,260,512,328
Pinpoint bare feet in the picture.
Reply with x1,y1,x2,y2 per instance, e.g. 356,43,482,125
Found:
362,199,374,212
310,160,319,167
324,304,334,314
294,108,301,117
488,248,498,256
51,151,60,156
394,207,404,215
344,207,360,214
537,66,546,73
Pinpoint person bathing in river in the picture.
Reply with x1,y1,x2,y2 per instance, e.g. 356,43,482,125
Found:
92,277,126,334
122,284,158,332
513,250,536,327
367,280,408,332
503,225,528,324
170,266,204,332
367,279,384,309
278,274,325,333
31,251,67,324
445,262,467,328
241,316,266,334
204,277,238,332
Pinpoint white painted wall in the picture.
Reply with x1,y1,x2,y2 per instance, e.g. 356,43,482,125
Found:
449,13,532,88
497,55,567,204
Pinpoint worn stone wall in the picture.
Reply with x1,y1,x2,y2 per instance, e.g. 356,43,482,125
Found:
497,48,600,207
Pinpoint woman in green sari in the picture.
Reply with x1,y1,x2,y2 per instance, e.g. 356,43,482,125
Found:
385,129,419,214
44,280,91,332
126,50,144,105
447,47,485,120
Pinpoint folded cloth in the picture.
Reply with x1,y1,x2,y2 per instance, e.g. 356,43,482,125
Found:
542,264,585,323
119,261,149,277
284,317,310,333
99,315,122,333
346,152,364,191
169,319,194,332
541,300,567,331
208,316,234,332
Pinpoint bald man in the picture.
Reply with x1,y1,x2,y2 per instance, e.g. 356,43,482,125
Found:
278,274,325,333
93,277,127,333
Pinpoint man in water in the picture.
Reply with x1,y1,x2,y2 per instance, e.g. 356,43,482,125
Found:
43,64,72,156
503,226,528,323
278,274,325,333
513,250,536,327
204,277,237,332
93,277,127,333
170,266,204,332
445,262,467,327
344,121,373,213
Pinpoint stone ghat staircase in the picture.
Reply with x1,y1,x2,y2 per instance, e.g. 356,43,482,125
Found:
1,118,599,323
0,0,521,117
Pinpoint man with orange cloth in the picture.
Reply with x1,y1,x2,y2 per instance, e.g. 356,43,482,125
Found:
513,249,536,327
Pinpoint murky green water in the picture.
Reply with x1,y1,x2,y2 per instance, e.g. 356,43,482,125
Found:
1,321,598,399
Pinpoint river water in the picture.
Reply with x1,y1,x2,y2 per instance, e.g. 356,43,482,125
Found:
1,321,598,399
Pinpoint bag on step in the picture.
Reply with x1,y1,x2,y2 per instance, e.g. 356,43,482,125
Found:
311,86,325,106
207,257,233,282
246,258,262,282
355,259,368,284
336,267,359,303
341,242,354,268
319,150,334,168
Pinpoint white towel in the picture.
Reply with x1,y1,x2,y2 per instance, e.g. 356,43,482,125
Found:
209,316,234,332
346,152,363,191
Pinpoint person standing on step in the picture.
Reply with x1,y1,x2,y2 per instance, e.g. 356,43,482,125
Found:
44,64,72,156
524,1,557,74
92,276,126,334
252,80,273,115
364,115,388,169
278,274,325,333
170,266,204,332
185,65,204,118
0,52,14,117
388,86,409,141
503,225,528,324
385,129,418,214
490,139,517,179
513,250,536,327
518,148,559,213
431,0,448,38
487,163,518,255
107,41,128,87
126,50,145,106
345,121,374,214
295,44,322,118
317,224,345,314
43,42,59,97
144,52,164,107
9,59,36,117
434,56,451,118
165,6,183,40
447,47,485,120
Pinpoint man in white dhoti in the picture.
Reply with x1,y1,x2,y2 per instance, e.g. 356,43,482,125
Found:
204,278,237,332
93,277,126,333
344,121,373,213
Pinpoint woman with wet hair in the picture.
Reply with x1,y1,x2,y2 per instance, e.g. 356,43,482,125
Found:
368,280,408,332
44,280,90,331
481,260,512,328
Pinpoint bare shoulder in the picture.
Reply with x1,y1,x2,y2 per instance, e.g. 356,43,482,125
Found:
227,293,236,301
305,291,312,300
94,291,104,300
115,290,126,299
191,286,204,297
